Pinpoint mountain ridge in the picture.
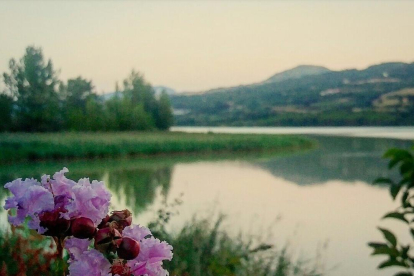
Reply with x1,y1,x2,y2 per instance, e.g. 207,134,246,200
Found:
265,65,331,83
170,61,414,126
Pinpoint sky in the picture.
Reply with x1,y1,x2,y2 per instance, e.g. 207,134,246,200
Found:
0,1,413,94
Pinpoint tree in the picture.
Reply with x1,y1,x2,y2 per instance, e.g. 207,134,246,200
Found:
2,46,62,132
155,91,174,130
0,94,13,131
123,70,157,117
65,77,94,109
62,77,95,130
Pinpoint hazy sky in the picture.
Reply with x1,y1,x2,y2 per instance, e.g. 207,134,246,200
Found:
1,1,413,93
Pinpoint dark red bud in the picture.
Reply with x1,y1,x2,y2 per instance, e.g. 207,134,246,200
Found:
117,237,140,260
71,217,96,239
109,210,132,222
39,210,71,236
108,210,132,231
98,215,110,229
94,227,122,253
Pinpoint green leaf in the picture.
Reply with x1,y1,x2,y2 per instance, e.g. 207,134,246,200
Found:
385,149,413,169
372,246,399,257
410,229,414,239
391,185,402,200
394,272,413,276
400,161,414,175
401,246,410,259
374,177,395,185
378,228,397,247
378,259,408,269
383,212,409,223
402,191,410,208
368,242,388,249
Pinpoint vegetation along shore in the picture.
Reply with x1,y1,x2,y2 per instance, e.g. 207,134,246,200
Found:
0,132,313,164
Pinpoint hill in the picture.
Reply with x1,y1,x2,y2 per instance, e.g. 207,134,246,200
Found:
265,65,330,83
171,62,414,126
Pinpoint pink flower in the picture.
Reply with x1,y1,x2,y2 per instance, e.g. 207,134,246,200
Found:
65,237,91,262
67,249,112,276
3,168,112,234
4,179,54,233
123,225,173,276
66,178,111,224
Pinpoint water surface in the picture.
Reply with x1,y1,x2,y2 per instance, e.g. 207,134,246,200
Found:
1,127,413,276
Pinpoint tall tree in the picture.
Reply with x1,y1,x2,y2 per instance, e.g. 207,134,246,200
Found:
62,77,95,130
0,94,13,131
123,70,157,115
65,77,94,108
155,91,174,130
3,46,61,132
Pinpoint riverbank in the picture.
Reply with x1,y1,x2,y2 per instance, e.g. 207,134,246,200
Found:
0,131,314,164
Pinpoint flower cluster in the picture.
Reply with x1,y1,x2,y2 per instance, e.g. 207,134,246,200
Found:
3,168,173,276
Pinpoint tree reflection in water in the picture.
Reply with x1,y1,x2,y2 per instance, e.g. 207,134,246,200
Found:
0,160,173,216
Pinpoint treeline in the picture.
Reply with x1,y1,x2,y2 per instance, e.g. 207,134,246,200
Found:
0,46,173,132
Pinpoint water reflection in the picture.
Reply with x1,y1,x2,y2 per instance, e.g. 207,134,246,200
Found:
257,136,412,185
0,160,173,215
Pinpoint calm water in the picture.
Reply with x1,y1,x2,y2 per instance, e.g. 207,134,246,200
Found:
1,127,414,276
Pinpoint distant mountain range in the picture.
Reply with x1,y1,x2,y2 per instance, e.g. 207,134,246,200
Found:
170,62,414,126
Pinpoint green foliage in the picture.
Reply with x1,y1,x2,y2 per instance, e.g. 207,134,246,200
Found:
0,225,66,275
0,94,13,132
369,146,414,275
0,132,313,164
2,46,62,132
155,91,174,130
1,46,174,132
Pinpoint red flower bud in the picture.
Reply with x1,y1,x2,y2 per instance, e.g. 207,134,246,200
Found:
98,215,110,229
94,227,122,253
117,237,140,260
39,210,71,236
71,217,96,239
108,210,132,231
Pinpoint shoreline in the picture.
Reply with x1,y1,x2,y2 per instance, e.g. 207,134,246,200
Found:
0,131,314,165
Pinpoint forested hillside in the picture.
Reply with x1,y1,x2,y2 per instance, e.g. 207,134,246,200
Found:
171,62,414,126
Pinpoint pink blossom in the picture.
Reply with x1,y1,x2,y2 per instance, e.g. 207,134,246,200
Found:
65,237,91,262
123,225,173,276
68,249,112,276
65,178,111,224
3,168,112,234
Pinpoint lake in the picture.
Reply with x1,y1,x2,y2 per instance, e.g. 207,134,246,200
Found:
1,127,414,276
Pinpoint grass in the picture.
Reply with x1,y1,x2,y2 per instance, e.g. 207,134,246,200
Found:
0,131,314,164
149,204,325,276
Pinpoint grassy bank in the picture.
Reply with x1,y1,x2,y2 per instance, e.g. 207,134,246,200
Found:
0,132,314,164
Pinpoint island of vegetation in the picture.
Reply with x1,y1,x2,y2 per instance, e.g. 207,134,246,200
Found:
0,131,313,164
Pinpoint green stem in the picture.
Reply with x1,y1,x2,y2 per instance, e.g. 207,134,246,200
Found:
54,236,66,276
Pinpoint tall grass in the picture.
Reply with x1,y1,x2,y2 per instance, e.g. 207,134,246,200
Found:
148,201,325,276
0,132,313,164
